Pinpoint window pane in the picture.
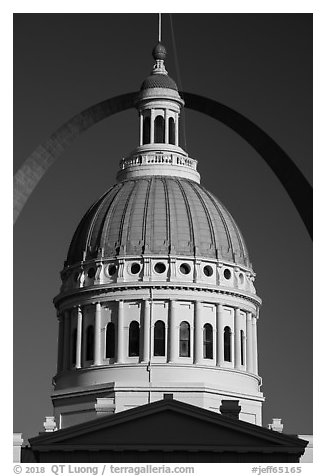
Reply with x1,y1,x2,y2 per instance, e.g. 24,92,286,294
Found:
129,321,139,357
180,340,189,357
106,322,115,359
71,329,77,366
154,321,165,356
240,330,244,365
86,325,94,361
180,321,190,339
224,326,231,362
179,321,190,357
203,324,213,359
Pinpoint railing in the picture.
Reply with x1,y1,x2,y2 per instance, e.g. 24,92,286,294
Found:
119,153,198,170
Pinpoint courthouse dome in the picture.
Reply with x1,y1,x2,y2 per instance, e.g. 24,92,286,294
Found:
53,40,262,432
66,176,250,267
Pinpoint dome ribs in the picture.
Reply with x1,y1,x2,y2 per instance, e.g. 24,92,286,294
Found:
203,188,235,262
220,202,249,265
152,178,169,253
165,178,183,254
65,178,251,268
85,184,122,259
98,183,128,257
66,209,93,264
161,178,171,252
120,179,144,254
101,181,136,256
165,178,191,255
141,177,153,253
115,181,138,255
175,179,196,255
184,179,217,259
66,186,118,265
126,178,150,254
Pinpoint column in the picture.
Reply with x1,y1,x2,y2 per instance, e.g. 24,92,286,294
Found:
142,300,150,362
139,113,143,146
164,110,169,144
75,306,83,369
57,314,64,372
234,308,241,369
63,310,71,370
150,109,155,143
175,113,179,146
194,301,202,364
117,301,125,363
252,315,258,374
93,303,102,366
217,304,224,366
246,312,254,373
168,300,178,362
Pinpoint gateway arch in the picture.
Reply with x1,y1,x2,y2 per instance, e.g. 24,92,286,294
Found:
13,91,312,239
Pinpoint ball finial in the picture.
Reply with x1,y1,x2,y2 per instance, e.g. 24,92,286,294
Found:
152,42,167,61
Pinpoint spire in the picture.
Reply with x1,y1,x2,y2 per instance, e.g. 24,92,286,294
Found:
158,12,162,42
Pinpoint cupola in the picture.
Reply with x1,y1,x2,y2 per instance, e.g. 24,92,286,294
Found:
117,42,200,183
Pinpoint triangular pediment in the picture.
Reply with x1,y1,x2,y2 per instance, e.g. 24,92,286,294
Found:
30,399,307,453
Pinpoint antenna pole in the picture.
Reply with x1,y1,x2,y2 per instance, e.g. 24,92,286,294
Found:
158,13,162,42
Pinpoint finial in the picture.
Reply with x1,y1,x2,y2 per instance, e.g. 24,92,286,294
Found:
151,42,168,75
152,42,167,61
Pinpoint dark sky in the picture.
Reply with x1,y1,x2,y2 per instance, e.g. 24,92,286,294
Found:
13,13,312,439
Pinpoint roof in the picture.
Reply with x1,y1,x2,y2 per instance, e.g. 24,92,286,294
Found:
140,73,178,91
28,398,307,460
66,176,250,267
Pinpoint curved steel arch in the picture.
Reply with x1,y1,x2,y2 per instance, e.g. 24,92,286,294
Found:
14,91,312,238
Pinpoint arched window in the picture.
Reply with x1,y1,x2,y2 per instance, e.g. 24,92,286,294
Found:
179,321,190,357
71,328,77,366
203,323,213,359
240,330,245,366
86,325,94,361
154,320,165,356
106,322,115,359
224,326,231,362
154,115,164,143
129,321,140,357
169,117,175,145
143,116,150,144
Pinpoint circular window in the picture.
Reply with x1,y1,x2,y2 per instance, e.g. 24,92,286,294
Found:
180,263,191,275
224,268,231,280
130,263,141,275
154,262,166,274
203,265,213,277
239,273,244,284
108,264,117,276
87,267,96,278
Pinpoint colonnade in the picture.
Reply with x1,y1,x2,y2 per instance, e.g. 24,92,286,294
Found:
139,109,179,147
57,299,258,375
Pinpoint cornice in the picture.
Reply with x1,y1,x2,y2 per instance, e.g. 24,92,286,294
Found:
53,282,262,310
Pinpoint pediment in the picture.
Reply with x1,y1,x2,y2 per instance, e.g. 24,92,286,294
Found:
30,399,307,453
